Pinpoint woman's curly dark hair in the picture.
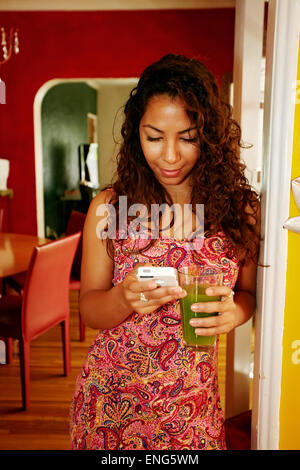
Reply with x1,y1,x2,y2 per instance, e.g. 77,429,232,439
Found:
103,54,260,264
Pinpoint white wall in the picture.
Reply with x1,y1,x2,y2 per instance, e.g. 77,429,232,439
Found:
95,79,138,188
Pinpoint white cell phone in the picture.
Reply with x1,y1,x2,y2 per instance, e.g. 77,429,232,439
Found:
136,266,179,287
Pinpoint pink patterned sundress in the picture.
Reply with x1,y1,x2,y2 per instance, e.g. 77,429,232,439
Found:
69,228,240,450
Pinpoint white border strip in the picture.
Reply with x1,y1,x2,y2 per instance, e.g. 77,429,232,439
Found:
0,0,235,10
251,0,300,450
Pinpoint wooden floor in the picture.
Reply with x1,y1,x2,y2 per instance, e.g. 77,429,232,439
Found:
0,291,229,450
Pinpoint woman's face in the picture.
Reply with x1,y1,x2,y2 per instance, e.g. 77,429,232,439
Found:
139,94,199,193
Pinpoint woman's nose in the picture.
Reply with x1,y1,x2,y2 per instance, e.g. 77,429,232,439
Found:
162,140,180,164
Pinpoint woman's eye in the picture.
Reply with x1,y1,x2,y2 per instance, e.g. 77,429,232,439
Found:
146,136,198,143
147,136,161,142
181,137,198,143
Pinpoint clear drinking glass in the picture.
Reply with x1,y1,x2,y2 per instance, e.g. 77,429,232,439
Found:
178,266,223,349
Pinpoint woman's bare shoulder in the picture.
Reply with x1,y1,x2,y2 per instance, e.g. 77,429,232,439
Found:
91,187,116,207
85,188,117,220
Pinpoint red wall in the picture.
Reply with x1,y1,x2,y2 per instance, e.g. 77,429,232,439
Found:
0,9,235,234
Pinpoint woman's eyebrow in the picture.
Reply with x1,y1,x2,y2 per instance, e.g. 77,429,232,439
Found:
178,126,197,134
142,124,197,134
142,124,163,133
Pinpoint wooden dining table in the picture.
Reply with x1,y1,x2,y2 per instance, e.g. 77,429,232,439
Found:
0,232,50,279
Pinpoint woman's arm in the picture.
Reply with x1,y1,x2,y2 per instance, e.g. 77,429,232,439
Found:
189,201,261,336
188,256,257,337
79,189,132,329
80,190,186,330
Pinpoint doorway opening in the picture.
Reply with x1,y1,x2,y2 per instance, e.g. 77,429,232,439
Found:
33,77,138,239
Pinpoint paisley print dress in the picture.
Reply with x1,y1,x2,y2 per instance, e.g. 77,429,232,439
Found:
69,228,240,450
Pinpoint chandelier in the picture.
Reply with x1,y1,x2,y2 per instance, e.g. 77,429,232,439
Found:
0,27,19,65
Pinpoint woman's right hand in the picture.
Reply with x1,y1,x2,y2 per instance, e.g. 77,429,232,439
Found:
119,263,187,315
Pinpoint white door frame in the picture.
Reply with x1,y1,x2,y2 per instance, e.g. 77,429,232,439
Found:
226,0,265,419
251,0,300,450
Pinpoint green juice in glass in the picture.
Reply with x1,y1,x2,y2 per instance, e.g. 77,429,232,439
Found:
180,284,221,347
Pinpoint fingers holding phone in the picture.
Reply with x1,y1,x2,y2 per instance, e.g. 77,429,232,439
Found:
136,265,186,307
120,264,186,315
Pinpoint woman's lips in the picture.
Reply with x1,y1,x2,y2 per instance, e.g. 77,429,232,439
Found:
159,167,182,178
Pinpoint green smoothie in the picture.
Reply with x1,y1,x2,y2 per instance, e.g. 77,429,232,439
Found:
179,284,221,347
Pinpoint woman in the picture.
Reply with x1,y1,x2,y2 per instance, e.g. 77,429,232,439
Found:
70,54,260,450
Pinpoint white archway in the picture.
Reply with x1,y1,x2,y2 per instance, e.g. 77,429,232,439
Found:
33,77,137,237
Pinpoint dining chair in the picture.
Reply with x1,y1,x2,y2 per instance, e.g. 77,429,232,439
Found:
0,232,81,410
3,210,87,341
65,210,86,342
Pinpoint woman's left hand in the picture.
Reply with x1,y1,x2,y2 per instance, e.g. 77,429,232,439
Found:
189,286,238,336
